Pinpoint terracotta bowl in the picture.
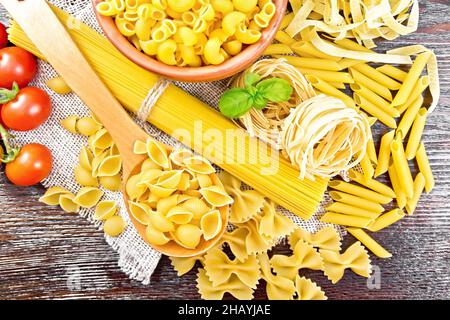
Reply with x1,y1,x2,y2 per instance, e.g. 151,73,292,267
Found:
92,0,288,82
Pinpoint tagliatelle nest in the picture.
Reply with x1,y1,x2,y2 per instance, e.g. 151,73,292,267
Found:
233,58,316,149
280,94,371,180
234,59,370,180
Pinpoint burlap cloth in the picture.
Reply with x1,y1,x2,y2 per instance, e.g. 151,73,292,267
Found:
0,0,341,285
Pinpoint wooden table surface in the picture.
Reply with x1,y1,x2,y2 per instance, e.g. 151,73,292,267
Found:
1,0,449,300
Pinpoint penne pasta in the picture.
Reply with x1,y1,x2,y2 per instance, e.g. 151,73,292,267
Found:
306,75,356,109
391,136,414,199
321,212,374,228
416,142,435,193
376,65,407,82
329,191,384,212
388,159,407,209
264,44,293,55
397,96,424,139
297,68,354,83
391,51,432,107
348,170,396,198
329,180,393,204
354,93,397,128
346,228,392,259
405,108,428,160
405,173,425,215
274,30,295,45
290,41,341,61
351,84,399,118
334,38,373,53
326,202,381,219
367,209,405,232
367,136,378,165
349,68,393,101
277,55,342,71
374,130,395,178
352,63,402,90
395,76,429,114
359,152,375,184
338,58,365,69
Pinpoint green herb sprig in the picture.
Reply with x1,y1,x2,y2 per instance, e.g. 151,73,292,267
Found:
219,73,293,119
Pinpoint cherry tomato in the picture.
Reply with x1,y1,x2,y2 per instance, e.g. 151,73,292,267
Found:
0,23,7,49
5,143,53,186
1,87,51,131
0,47,37,88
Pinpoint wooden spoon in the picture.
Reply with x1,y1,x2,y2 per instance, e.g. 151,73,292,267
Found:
1,0,228,257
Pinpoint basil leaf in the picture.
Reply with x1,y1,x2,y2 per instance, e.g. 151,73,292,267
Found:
219,88,254,119
256,78,293,102
244,72,262,88
253,93,268,110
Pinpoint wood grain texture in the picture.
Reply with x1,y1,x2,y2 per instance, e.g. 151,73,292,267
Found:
0,0,449,300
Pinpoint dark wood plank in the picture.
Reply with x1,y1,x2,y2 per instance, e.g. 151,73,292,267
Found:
1,0,450,300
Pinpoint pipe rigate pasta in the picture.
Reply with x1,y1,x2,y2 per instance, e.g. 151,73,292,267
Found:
294,276,327,300
270,239,324,280
73,187,104,208
204,248,260,288
320,241,372,284
96,0,276,66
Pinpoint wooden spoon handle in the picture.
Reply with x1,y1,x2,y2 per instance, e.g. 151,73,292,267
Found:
1,0,148,173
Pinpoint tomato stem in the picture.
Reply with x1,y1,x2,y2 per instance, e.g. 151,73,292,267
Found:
0,82,19,104
0,124,20,163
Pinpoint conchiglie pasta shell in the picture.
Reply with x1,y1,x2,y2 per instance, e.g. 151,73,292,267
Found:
146,139,170,169
177,172,191,191
74,165,99,187
200,186,234,207
59,193,80,213
182,198,211,219
128,201,151,225
109,143,120,156
157,170,184,189
166,206,194,224
183,156,215,174
141,158,162,171
91,128,113,149
146,225,170,246
73,187,104,208
60,115,78,134
94,200,118,221
126,174,147,200
137,169,162,186
156,194,179,214
97,155,122,177
148,211,175,232
76,117,102,136
196,174,213,188
169,148,193,167
133,140,147,154
200,210,222,240
99,174,122,191
149,184,177,198
91,150,109,177
39,187,71,206
104,215,126,237
79,146,94,171
173,224,203,249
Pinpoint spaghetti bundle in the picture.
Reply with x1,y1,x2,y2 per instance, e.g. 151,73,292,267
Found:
8,6,328,220
233,58,316,149
281,95,371,180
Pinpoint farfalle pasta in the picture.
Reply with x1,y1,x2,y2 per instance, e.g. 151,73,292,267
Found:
204,248,260,289
289,226,342,252
235,215,276,255
170,255,204,277
270,239,324,280
294,275,327,300
320,241,372,284
259,201,296,239
220,171,265,224
220,227,250,262
126,140,233,250
258,253,296,300
196,268,254,300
